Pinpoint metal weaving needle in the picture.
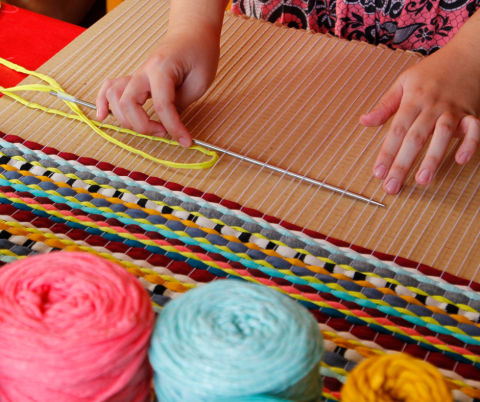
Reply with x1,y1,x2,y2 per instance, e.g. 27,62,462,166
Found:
49,91,386,208
49,91,113,116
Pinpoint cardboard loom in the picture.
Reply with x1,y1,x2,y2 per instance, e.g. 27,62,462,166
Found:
0,0,478,280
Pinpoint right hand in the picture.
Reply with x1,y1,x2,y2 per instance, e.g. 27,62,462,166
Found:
96,30,221,147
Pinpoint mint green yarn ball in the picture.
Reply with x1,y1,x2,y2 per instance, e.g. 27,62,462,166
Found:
149,280,324,402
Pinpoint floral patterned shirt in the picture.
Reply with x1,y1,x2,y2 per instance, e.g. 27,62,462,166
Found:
232,0,480,54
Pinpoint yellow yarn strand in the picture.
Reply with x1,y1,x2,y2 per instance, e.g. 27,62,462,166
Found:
0,57,219,170
342,354,454,402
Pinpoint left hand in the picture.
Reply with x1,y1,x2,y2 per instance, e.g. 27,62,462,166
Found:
360,44,480,195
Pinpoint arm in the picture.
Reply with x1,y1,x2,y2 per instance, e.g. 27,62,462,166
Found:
169,0,229,38
96,0,229,147
360,9,480,194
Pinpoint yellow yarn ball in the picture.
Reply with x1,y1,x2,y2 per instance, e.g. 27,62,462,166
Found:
342,354,453,402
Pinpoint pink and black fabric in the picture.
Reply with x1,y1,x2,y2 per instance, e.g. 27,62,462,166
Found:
232,0,480,54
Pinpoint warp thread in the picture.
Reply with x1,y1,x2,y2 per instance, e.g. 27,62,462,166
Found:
149,280,325,402
0,57,219,170
341,353,454,402
0,252,155,402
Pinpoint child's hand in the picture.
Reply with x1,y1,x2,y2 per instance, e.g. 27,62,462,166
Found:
96,30,220,147
360,45,480,195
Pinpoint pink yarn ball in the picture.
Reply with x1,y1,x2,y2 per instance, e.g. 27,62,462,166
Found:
0,252,154,402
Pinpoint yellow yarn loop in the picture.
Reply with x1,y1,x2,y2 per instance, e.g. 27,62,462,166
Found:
341,354,453,402
0,57,219,170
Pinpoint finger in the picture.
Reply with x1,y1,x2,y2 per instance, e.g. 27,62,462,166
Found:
150,73,192,148
415,112,458,186
105,76,133,129
455,115,480,164
120,76,166,136
360,79,403,127
373,102,420,180
383,111,437,194
96,79,117,121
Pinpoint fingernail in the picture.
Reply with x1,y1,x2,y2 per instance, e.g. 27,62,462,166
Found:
385,178,399,194
179,137,190,148
374,165,387,179
95,111,99,120
459,152,470,164
154,131,166,138
418,169,431,185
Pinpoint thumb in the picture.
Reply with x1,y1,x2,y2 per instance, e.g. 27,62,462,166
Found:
360,78,403,127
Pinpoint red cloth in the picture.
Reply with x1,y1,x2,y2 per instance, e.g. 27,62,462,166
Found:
0,2,85,90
